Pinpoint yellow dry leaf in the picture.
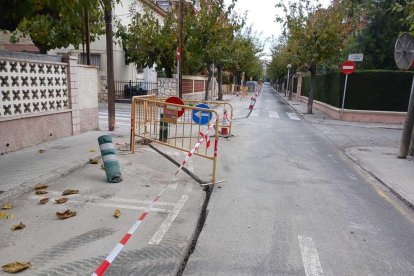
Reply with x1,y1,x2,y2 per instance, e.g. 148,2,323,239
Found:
6,214,14,219
55,198,68,204
0,212,5,219
62,189,79,196
38,149,46,153
89,148,96,152
114,209,121,219
2,262,31,273
2,204,13,210
35,184,48,190
11,222,25,231
56,210,77,220
89,158,99,165
35,190,48,195
39,198,49,205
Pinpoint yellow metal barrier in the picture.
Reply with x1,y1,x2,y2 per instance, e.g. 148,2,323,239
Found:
149,97,233,138
182,100,233,139
130,96,220,183
240,86,248,100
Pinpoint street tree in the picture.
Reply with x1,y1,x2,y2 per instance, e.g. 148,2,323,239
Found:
117,8,176,78
227,27,263,86
276,0,350,113
2,0,104,54
345,0,406,70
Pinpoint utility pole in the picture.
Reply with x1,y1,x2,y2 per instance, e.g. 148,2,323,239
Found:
178,0,184,98
398,76,414,158
104,0,115,131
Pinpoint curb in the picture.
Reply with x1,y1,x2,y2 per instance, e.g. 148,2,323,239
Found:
345,149,414,210
0,154,100,203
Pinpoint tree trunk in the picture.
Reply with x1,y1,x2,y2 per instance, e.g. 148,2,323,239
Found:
288,70,296,100
104,1,115,131
204,65,212,101
217,65,223,101
84,4,91,65
409,127,414,156
307,65,317,114
399,76,414,158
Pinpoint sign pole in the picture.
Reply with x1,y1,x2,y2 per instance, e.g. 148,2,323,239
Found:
341,74,349,118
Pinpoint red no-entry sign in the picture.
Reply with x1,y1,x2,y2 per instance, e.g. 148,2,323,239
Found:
340,60,356,75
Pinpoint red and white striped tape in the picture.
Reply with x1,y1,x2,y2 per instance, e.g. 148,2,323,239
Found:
91,185,168,276
223,110,231,126
175,118,217,176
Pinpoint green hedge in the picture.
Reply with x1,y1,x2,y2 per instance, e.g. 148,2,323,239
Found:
300,71,412,111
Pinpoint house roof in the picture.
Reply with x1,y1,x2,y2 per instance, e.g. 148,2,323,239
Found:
140,0,168,17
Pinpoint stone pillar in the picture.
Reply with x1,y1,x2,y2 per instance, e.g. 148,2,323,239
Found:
63,54,81,135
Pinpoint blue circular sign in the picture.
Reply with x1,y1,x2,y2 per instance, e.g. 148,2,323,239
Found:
192,103,212,125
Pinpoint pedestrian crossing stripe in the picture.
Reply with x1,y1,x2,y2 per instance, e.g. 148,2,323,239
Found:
286,112,300,120
249,110,301,120
268,111,280,119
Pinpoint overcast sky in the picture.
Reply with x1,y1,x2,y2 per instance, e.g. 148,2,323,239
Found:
224,0,332,57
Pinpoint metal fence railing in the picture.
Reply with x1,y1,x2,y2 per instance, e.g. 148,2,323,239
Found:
115,80,158,100
130,95,220,183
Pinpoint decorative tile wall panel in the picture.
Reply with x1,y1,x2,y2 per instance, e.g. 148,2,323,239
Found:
0,58,68,118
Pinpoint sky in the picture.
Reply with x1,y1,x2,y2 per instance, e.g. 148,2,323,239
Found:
224,0,332,58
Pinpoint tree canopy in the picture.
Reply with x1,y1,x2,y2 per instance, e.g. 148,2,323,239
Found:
1,0,104,54
274,0,352,113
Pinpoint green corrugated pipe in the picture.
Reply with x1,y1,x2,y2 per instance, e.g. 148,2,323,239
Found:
98,135,122,183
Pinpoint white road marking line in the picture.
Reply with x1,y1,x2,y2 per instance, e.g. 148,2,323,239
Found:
94,202,170,213
269,111,280,119
29,195,171,212
99,111,131,116
250,110,260,117
99,114,131,119
148,190,191,245
287,112,301,121
30,191,177,207
298,236,324,276
99,120,130,127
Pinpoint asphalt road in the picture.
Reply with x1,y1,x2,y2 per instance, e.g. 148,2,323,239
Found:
183,85,414,275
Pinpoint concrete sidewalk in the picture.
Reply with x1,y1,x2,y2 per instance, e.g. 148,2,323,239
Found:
276,89,414,208
0,131,121,201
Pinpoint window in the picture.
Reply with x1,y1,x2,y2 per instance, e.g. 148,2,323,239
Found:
78,53,101,70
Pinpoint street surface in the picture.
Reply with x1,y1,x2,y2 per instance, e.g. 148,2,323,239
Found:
184,84,414,275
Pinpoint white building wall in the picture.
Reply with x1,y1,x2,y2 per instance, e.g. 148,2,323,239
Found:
48,0,165,82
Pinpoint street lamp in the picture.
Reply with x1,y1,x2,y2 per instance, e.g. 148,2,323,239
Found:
286,64,292,97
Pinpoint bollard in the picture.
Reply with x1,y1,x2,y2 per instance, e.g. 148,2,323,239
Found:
249,97,256,110
159,114,168,142
98,135,122,183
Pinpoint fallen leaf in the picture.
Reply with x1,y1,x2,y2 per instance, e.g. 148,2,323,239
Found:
89,158,99,165
145,185,150,187
114,209,121,218
62,189,79,196
0,212,5,219
11,222,25,231
6,214,14,219
2,204,13,210
35,184,48,190
101,164,105,170
38,149,46,153
35,190,48,195
56,210,76,220
55,198,68,204
89,148,96,152
39,198,49,205
2,262,31,273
